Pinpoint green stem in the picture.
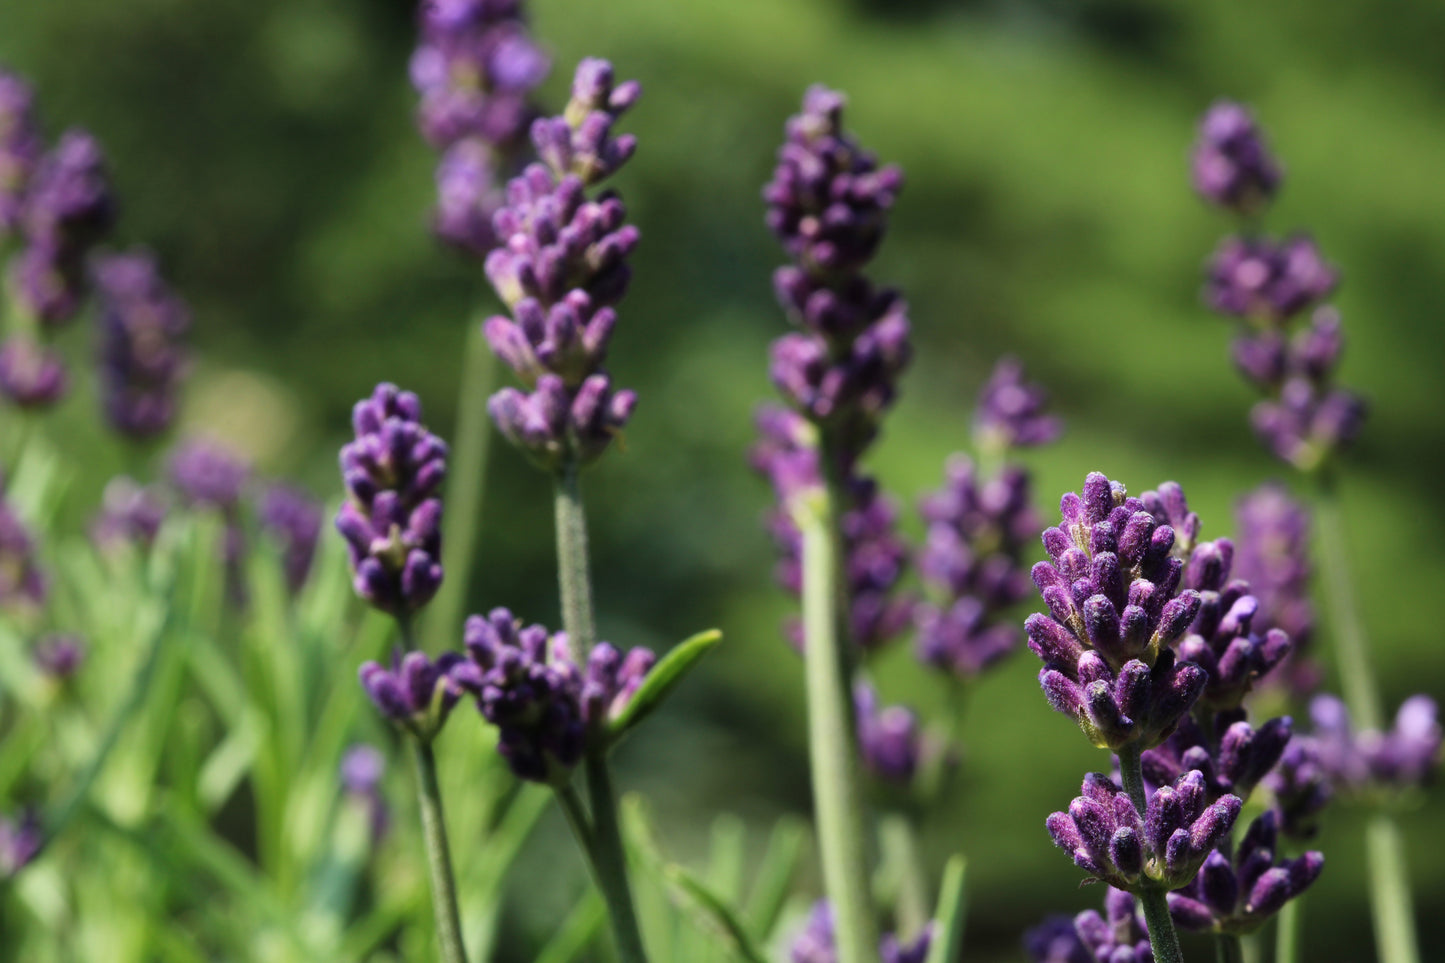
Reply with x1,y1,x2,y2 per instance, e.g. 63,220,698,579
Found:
551,455,648,963
1215,933,1244,963
1274,893,1302,963
1116,743,1184,963
427,320,498,651
409,739,469,963
800,452,879,963
1366,813,1421,963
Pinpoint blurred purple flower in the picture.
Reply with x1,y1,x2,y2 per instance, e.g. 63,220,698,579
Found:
1191,100,1282,215
92,249,191,439
258,483,322,592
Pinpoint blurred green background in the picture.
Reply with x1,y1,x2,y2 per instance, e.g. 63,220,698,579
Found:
4,0,1444,958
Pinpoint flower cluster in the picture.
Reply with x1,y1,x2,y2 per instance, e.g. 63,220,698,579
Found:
1168,811,1324,936
484,59,640,471
451,607,654,782
1194,102,1366,471
92,249,190,439
1045,771,1241,893
410,0,549,253
0,485,46,609
1142,714,1292,807
789,900,933,963
0,71,43,236
1025,888,1151,963
169,437,250,512
1263,734,1332,840
854,681,921,785
973,357,1063,454
336,384,448,615
90,476,167,553
258,483,323,592
359,650,467,740
1307,694,1441,796
1191,101,1282,215
1232,483,1318,695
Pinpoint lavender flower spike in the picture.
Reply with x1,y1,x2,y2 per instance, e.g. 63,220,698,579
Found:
0,69,43,236
336,384,448,615
93,249,191,439
1167,812,1323,935
1025,888,1153,963
258,483,323,592
1310,693,1442,796
359,649,467,740
789,900,933,963
973,357,1062,452
1233,483,1318,694
1191,100,1282,215
854,682,920,785
169,438,250,511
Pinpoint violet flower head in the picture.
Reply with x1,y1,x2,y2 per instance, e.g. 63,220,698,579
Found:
1027,473,1208,748
359,649,467,740
21,129,114,248
33,633,85,681
534,56,641,185
0,69,43,236
1249,375,1366,473
1233,483,1319,694
789,900,932,963
0,338,67,409
1046,769,1241,892
258,483,323,592
1142,714,1293,807
0,492,46,608
916,457,1041,678
1263,733,1333,840
0,808,42,878
854,682,920,785
1057,888,1153,963
973,357,1062,452
92,249,191,439
1310,694,1442,795
453,607,654,783
1023,916,1095,963
169,438,250,512
336,384,447,616
1191,100,1282,215
1167,811,1323,935
91,476,168,553
1205,235,1337,325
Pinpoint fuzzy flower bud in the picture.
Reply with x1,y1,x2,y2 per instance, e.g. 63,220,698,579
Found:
359,649,467,740
0,491,46,609
1205,235,1337,325
1233,483,1318,694
854,682,920,785
973,357,1062,452
169,438,250,512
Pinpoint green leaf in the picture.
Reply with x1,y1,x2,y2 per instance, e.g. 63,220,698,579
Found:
924,855,968,963
742,816,807,941
532,889,606,963
662,863,770,963
609,629,721,739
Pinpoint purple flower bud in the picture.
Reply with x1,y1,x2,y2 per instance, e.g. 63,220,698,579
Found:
973,357,1062,452
0,808,42,878
0,337,67,409
1023,915,1093,963
169,437,249,511
1309,693,1442,795
92,249,191,439
1191,101,1282,215
1167,811,1323,934
336,384,447,615
1250,377,1366,473
258,483,322,592
21,129,114,250
1233,483,1318,695
854,682,920,784
545,59,641,184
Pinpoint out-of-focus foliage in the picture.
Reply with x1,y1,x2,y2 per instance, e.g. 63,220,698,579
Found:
3,0,1443,959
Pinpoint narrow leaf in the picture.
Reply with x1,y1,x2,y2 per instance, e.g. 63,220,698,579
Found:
609,629,721,739
742,816,807,941
663,863,770,963
924,855,968,963
532,889,606,963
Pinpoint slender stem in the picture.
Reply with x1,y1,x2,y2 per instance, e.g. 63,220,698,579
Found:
800,450,879,963
410,739,469,963
1274,893,1302,963
1215,933,1244,963
1116,743,1184,963
1312,471,1381,729
1366,813,1421,963
550,454,649,963
428,321,498,651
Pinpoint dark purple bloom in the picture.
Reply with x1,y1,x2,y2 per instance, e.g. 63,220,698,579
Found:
789,900,932,963
1309,694,1442,795
90,476,168,553
915,457,1042,678
1167,811,1323,935
483,59,641,470
92,249,191,439
854,682,920,784
1263,733,1333,840
453,607,654,783
0,69,42,237
1233,483,1319,695
1205,235,1336,324
258,483,322,592
1191,101,1282,215
973,357,1062,452
0,491,46,608
1046,769,1241,892
1143,713,1292,806
0,337,67,409
336,384,447,615
169,438,249,511
0,808,42,878
1075,889,1153,963
360,649,467,739
433,138,507,255
33,633,85,681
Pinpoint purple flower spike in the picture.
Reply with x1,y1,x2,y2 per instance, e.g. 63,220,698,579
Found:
169,438,250,511
1205,235,1337,325
92,249,191,439
1233,483,1318,695
457,607,654,783
534,57,640,185
1023,916,1095,963
1027,888,1153,963
1191,101,1282,215
1143,713,1293,805
21,129,114,251
1250,377,1366,473
1167,811,1323,935
0,337,68,409
0,70,43,237
0,491,46,609
854,682,920,784
1046,770,1241,892
789,900,932,963
1263,733,1332,840
336,383,448,615
258,483,323,592
359,649,466,739
33,633,85,681
973,357,1062,452
91,476,168,553
0,808,42,878
1310,694,1442,796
